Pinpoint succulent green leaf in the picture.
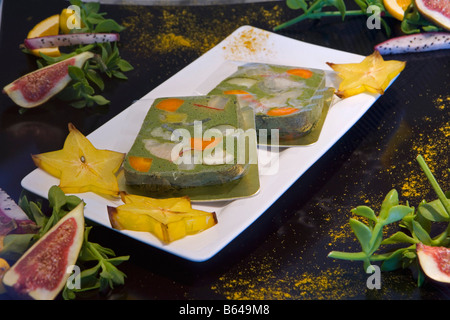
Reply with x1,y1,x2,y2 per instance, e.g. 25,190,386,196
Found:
117,59,134,72
418,200,449,222
412,220,432,245
382,205,413,225
85,69,105,91
68,66,86,82
380,248,406,271
94,19,125,33
287,0,308,10
351,205,378,222
349,218,372,253
327,250,367,260
381,231,418,245
379,189,399,220
0,233,35,261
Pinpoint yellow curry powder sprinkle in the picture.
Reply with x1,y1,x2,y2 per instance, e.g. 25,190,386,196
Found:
211,96,448,300
399,122,448,200
434,94,449,110
120,5,284,61
221,27,273,61
211,257,364,300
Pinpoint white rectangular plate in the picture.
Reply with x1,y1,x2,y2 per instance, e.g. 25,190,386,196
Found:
21,26,390,262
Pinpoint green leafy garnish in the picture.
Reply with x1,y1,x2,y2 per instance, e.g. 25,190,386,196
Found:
400,2,442,34
6,186,130,299
328,155,449,286
276,0,441,36
62,226,129,300
30,0,133,109
275,0,392,36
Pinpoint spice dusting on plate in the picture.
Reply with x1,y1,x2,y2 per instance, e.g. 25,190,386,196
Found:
120,5,284,60
211,259,364,300
221,27,273,60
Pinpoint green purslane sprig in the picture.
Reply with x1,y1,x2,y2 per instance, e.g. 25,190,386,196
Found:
62,226,129,300
275,0,392,36
328,155,449,286
3,186,130,300
275,0,441,36
400,1,442,34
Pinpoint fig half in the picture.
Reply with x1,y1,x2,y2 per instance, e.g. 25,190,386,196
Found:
417,243,450,284
3,51,93,108
415,0,450,31
2,202,85,300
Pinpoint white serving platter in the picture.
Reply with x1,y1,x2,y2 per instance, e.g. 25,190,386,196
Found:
21,26,395,262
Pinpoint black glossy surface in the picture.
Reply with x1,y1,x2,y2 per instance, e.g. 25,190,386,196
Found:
0,0,448,301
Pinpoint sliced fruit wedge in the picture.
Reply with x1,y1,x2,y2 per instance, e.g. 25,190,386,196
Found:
416,0,450,31
27,14,61,57
32,123,125,197
24,33,120,50
3,51,93,108
108,194,217,243
2,202,85,300
108,204,217,243
375,32,450,55
417,243,450,284
120,192,192,212
383,0,412,21
326,51,406,98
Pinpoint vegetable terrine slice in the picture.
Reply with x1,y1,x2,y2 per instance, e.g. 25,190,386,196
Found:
208,62,329,140
123,95,256,191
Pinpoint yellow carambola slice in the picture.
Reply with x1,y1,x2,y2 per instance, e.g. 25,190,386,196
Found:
113,192,217,243
107,196,217,243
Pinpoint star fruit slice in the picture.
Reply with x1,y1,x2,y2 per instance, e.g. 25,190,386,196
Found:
108,193,217,243
32,123,125,197
327,50,406,99
107,204,217,243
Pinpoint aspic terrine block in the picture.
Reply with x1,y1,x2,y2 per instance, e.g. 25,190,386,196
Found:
123,95,256,190
208,63,330,139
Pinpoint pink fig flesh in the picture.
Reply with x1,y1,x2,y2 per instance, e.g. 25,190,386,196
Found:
2,202,84,300
417,243,450,284
415,0,450,31
3,51,94,108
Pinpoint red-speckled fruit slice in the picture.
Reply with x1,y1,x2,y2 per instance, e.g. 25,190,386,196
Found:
2,202,84,300
2,51,93,108
417,243,450,284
